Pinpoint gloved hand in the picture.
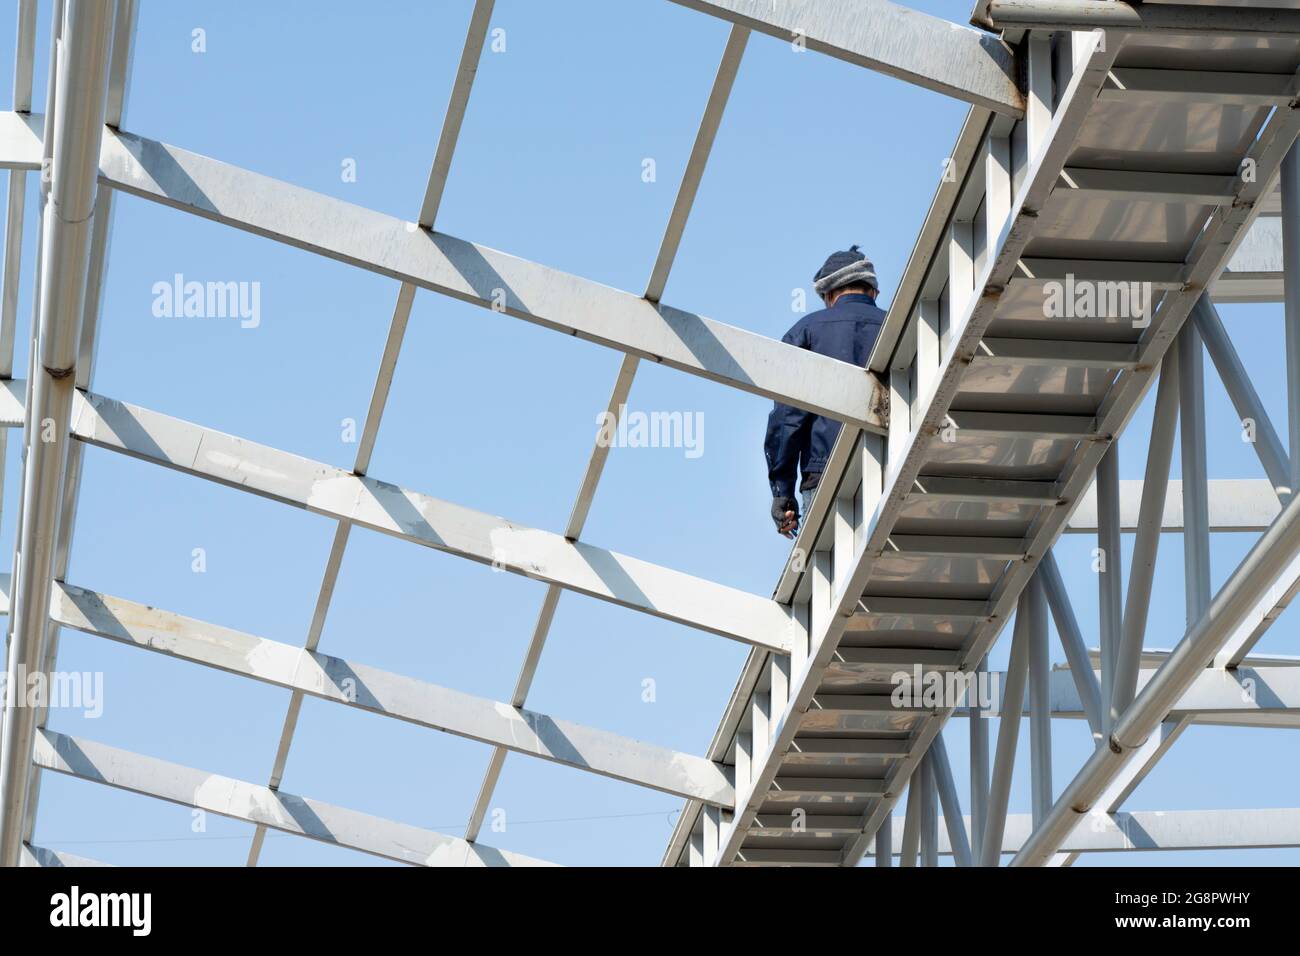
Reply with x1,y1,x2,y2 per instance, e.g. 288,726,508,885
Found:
771,496,799,538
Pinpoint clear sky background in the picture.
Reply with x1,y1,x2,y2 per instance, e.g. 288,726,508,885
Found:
0,0,1294,867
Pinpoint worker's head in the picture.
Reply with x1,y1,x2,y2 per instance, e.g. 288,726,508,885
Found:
814,245,877,307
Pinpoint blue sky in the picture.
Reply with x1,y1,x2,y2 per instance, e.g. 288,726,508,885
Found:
1,0,1294,866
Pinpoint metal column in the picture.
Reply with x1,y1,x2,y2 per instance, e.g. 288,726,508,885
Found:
1283,141,1300,498
1026,578,1052,827
1112,351,1181,720
0,0,115,866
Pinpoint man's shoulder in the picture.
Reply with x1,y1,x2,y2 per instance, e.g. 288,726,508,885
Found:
841,298,887,322
785,299,885,339
788,306,833,332
782,309,824,342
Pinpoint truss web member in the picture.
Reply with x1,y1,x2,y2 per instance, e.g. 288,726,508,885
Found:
765,245,885,538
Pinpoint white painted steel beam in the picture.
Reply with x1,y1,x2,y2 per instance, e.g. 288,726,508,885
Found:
67,390,794,651
870,807,1300,856
667,0,1023,116
1066,478,1279,534
51,582,735,805
1091,648,1300,670
33,731,557,867
0,115,886,428
984,0,1300,39
979,665,1300,720
20,844,111,867
0,378,23,427
1216,215,1283,303
2,382,1274,536
109,125,885,427
0,109,42,169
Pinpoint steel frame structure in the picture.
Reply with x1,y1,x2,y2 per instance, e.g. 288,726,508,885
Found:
0,0,1298,868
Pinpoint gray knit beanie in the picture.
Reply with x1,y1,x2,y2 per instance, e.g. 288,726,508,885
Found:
813,244,877,296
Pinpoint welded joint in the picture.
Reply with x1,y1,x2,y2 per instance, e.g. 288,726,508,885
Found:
49,204,96,227
869,372,890,425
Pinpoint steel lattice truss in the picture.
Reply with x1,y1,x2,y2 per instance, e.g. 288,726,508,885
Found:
2,0,1300,868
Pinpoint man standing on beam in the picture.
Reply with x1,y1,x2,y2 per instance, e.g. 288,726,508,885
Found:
766,245,885,537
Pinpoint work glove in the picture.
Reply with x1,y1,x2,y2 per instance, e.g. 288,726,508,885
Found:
771,496,799,538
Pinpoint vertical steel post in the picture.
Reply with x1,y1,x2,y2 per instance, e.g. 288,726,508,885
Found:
1178,324,1211,622
900,767,923,867
0,0,115,866
985,134,1012,277
1026,34,1054,162
1097,444,1123,734
1040,551,1104,740
1113,350,1181,721
931,734,973,867
969,654,989,860
874,814,892,867
980,593,1032,866
1283,145,1300,497
920,753,938,867
1026,578,1053,827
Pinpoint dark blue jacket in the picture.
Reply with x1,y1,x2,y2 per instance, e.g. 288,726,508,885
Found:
765,293,885,499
